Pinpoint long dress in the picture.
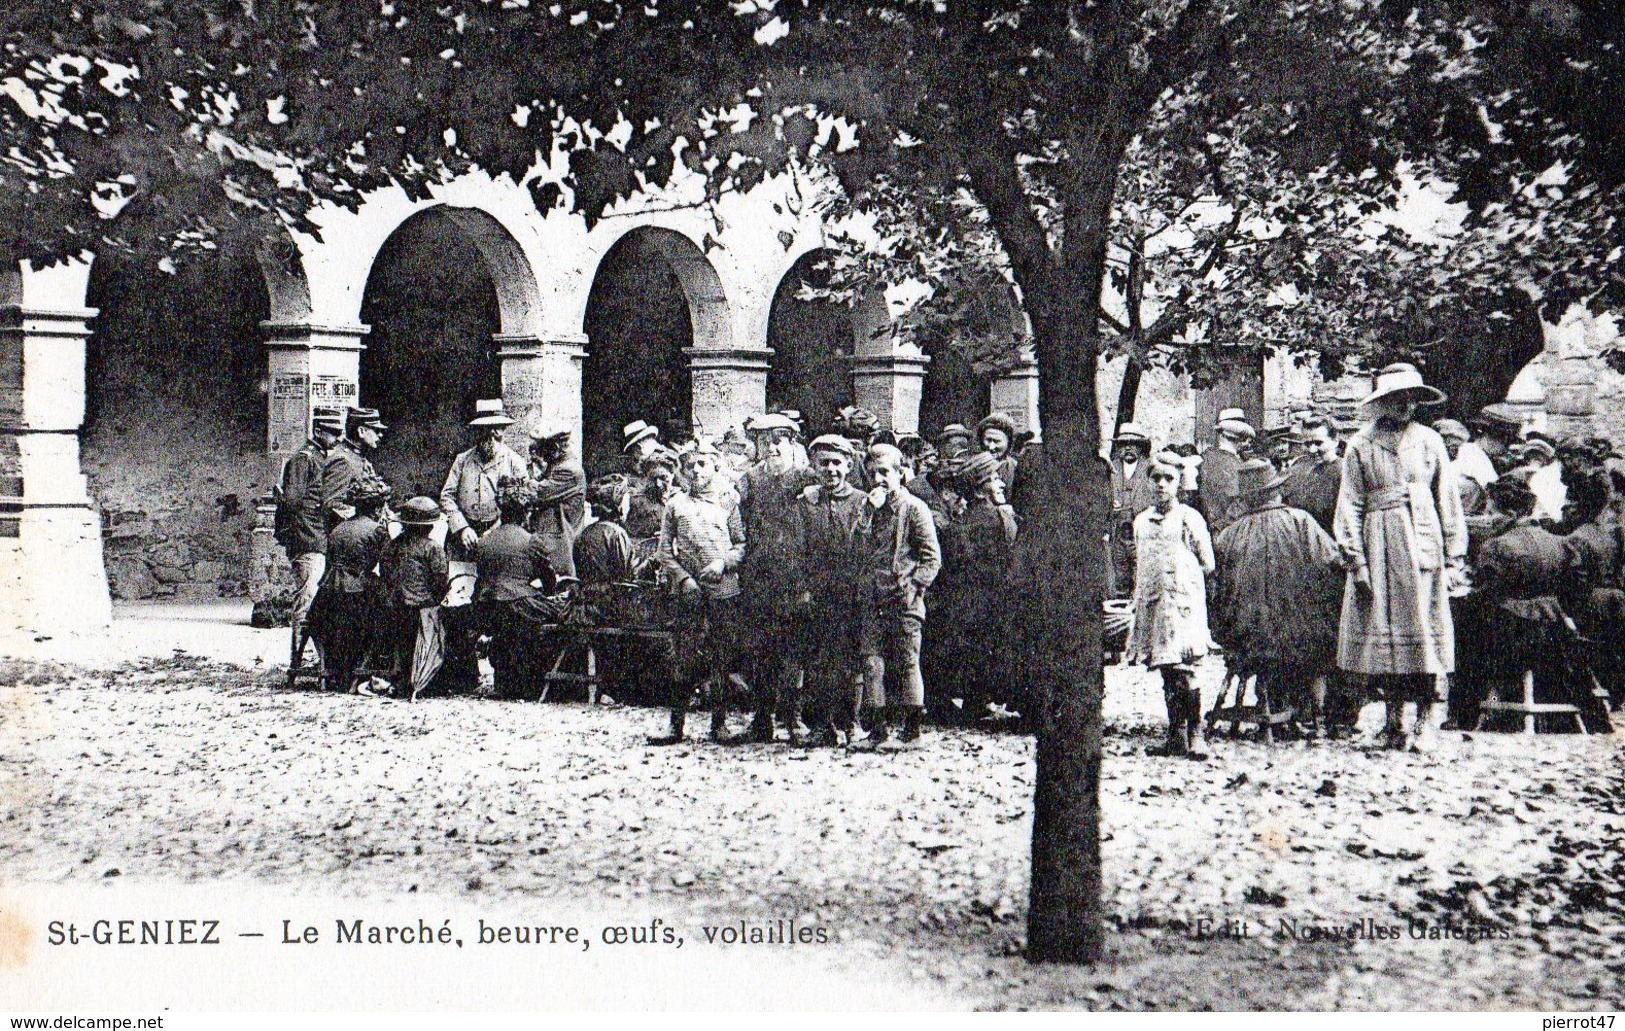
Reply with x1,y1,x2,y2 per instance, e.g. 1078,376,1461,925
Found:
1124,502,1214,670
1211,502,1343,677
1333,421,1467,675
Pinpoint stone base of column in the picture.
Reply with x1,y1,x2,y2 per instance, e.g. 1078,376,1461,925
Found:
991,361,1041,439
0,503,112,663
851,353,930,435
686,347,772,439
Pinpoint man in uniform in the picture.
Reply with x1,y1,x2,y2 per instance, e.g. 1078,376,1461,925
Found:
276,406,345,686
731,412,820,743
439,399,527,562
323,406,388,526
1198,407,1255,535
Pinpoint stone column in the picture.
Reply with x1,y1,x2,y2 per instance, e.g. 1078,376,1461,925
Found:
1541,315,1600,440
0,303,112,657
686,347,773,439
850,340,930,435
497,333,587,448
251,321,369,621
991,349,1042,439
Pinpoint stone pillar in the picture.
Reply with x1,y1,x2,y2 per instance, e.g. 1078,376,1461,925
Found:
991,349,1042,440
850,344,930,435
250,321,369,621
0,303,112,658
1541,314,1600,440
497,333,587,449
686,347,772,439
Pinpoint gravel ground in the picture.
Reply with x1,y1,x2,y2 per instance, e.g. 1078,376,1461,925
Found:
2,649,1623,1010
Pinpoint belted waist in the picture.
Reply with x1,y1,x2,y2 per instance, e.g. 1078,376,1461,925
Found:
1366,485,1412,512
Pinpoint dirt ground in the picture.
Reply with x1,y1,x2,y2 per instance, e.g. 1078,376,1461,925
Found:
2,637,1623,1010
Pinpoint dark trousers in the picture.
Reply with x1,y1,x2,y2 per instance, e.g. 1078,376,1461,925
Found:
799,601,860,732
668,595,741,733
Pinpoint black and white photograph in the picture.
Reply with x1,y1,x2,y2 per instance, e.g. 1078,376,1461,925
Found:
2,0,1623,1018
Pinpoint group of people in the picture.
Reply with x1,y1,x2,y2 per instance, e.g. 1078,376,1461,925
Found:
1109,362,1621,759
274,359,1624,757
274,398,1033,750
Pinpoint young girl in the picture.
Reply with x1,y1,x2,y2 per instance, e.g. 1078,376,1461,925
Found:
1125,454,1216,759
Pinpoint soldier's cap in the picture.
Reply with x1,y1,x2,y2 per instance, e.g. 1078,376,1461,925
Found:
312,407,346,432
808,434,856,459
396,496,442,525
622,420,660,451
345,406,388,431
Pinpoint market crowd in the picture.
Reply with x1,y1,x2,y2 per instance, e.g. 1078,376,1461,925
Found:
273,362,1622,755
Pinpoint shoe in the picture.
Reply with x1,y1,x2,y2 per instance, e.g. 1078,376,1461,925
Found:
802,727,837,749
1146,742,1189,757
720,714,776,745
649,711,686,746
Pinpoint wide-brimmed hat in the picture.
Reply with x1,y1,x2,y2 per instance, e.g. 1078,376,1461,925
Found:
1215,407,1257,439
1361,363,1446,407
312,407,346,432
1113,422,1151,446
1432,418,1470,441
976,412,1018,442
345,406,388,432
809,433,856,459
396,496,442,525
468,398,515,427
622,420,659,452
1237,458,1289,495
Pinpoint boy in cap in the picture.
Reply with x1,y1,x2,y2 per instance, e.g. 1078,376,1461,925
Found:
792,434,872,745
853,443,942,749
649,441,747,744
276,406,346,687
380,497,452,701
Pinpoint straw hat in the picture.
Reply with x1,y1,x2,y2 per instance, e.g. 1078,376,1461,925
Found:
622,420,659,452
468,399,515,427
1215,407,1256,439
1113,422,1152,446
1361,363,1446,407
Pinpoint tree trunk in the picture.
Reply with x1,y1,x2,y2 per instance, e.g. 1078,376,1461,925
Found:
1115,356,1143,429
1020,224,1113,966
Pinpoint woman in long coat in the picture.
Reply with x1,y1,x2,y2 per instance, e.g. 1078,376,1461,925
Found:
1125,455,1215,759
1334,363,1467,750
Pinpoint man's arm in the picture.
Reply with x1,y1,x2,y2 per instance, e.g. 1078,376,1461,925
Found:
908,497,942,590
440,454,471,536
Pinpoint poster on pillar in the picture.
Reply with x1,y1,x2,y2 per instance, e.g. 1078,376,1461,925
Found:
268,371,309,455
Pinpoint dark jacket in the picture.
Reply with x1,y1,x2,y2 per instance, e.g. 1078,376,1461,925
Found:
326,514,389,593
573,520,637,586
794,481,869,608
529,460,587,579
1196,446,1245,534
381,533,450,609
474,522,556,603
322,438,375,525
738,462,819,607
1280,456,1341,535
275,439,329,557
1476,521,1569,599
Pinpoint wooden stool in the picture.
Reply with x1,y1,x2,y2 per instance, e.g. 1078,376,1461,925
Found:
1475,669,1587,734
1205,670,1294,743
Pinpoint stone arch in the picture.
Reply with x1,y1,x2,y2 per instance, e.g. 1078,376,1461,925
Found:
765,247,854,433
588,224,731,351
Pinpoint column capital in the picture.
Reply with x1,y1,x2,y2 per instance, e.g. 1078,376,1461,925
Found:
849,352,931,377
495,333,589,359
0,304,98,338
260,321,371,351
684,347,774,373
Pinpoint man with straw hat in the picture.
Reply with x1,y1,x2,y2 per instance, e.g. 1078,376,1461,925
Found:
1334,362,1467,751
440,398,527,561
1198,407,1256,536
1212,459,1344,740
